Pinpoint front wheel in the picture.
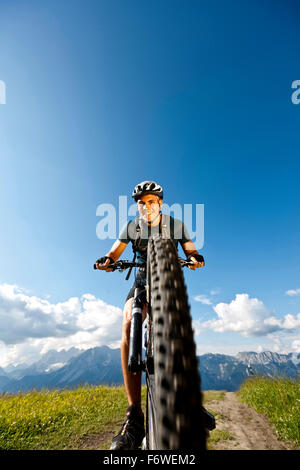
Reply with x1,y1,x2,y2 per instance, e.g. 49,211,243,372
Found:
146,236,206,450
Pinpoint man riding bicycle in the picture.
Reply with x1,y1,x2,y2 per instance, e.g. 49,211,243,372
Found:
95,181,205,450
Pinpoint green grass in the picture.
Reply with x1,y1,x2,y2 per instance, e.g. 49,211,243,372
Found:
0,385,147,450
202,390,226,403
208,429,235,444
238,376,300,447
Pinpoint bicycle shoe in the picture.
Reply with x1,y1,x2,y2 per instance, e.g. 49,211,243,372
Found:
110,405,145,450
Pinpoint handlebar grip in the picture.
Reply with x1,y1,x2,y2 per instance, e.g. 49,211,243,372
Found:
94,263,117,271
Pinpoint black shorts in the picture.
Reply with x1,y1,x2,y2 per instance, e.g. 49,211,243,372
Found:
126,270,147,302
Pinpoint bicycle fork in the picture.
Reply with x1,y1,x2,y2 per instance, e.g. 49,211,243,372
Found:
128,287,144,374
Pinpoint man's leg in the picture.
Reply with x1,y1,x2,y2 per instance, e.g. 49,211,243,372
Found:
110,297,146,450
121,297,146,415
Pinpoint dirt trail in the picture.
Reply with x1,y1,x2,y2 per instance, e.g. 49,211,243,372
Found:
206,392,290,450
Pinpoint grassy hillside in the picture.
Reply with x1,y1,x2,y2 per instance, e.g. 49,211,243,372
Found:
238,376,300,447
0,385,223,450
0,385,147,450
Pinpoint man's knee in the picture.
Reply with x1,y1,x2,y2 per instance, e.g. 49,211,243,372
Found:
124,297,134,322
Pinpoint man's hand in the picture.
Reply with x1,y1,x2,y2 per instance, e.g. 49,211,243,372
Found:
188,256,205,270
182,242,205,271
95,256,114,272
187,253,205,270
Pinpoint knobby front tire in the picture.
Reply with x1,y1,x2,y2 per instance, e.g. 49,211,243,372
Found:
146,236,206,450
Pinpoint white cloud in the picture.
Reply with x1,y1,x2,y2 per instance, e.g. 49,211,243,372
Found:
263,313,300,330
194,288,221,305
285,288,300,296
0,283,123,366
210,288,221,295
291,339,300,353
194,295,212,305
204,294,275,336
199,293,300,337
192,319,205,335
266,333,300,355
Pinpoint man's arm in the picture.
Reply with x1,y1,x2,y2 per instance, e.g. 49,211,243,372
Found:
182,240,205,270
107,240,128,261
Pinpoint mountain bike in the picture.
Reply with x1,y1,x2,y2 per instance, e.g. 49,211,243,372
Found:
94,236,207,450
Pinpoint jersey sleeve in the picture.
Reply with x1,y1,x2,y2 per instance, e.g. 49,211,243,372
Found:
181,222,192,244
118,221,131,244
174,219,192,244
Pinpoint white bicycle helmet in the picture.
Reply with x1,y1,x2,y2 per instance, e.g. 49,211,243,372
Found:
132,181,163,201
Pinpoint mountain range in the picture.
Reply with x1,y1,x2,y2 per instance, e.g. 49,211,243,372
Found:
0,347,299,394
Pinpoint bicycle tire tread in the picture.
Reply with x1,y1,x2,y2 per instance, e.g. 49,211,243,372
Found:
147,236,206,450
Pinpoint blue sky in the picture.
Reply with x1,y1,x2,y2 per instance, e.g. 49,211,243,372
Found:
0,0,300,365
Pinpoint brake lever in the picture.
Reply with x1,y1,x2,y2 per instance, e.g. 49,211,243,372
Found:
178,257,194,267
108,262,120,272
110,261,132,272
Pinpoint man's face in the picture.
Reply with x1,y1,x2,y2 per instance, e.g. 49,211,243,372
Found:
137,194,162,224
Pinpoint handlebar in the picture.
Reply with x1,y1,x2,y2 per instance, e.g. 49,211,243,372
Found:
93,258,194,271
93,260,146,271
